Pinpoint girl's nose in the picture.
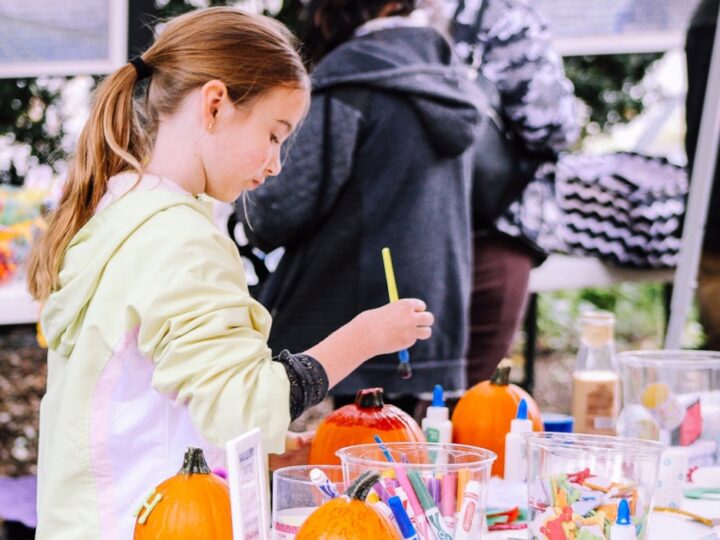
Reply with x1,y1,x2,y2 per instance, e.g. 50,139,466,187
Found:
265,149,282,177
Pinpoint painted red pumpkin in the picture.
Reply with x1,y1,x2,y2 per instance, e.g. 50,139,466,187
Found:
309,387,425,465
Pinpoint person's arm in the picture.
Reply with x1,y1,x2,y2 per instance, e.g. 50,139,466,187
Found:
128,204,434,452
304,298,433,388
477,0,579,155
129,206,294,453
239,93,363,252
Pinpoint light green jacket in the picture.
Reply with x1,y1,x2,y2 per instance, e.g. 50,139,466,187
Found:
37,188,290,539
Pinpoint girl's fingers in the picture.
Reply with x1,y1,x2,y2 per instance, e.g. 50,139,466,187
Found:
403,298,427,312
415,311,434,327
416,327,432,340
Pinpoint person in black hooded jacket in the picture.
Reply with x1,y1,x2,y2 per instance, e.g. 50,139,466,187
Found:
238,0,485,409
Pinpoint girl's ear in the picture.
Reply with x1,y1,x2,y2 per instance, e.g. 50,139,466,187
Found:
200,80,228,131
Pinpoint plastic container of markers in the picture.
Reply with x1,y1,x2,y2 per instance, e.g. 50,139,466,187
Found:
337,442,496,539
271,465,345,539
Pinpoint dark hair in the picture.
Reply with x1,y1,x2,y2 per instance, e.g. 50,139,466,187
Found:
302,0,416,65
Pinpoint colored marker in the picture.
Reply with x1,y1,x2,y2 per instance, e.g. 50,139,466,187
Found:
373,500,398,530
309,468,340,501
407,470,454,540
381,247,412,379
374,435,430,539
388,495,418,539
374,481,391,503
454,480,482,540
440,473,457,534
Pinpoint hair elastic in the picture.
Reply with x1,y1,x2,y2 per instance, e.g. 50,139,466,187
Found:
130,57,153,81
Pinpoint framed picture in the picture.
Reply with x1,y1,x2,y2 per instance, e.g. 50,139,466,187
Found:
535,0,702,55
0,0,128,78
226,428,271,540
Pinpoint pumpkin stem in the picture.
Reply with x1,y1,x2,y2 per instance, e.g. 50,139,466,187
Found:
345,470,382,500
180,447,211,475
354,387,385,409
490,359,513,386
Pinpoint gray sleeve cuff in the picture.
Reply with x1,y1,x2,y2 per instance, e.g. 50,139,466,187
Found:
273,350,329,421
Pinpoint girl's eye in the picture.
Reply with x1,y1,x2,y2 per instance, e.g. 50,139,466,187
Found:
270,133,280,144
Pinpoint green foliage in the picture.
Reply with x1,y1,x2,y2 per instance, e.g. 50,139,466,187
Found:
537,282,678,353
0,78,66,184
564,53,662,137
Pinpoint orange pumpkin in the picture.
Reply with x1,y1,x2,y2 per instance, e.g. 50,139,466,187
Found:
309,388,425,465
296,470,401,540
452,359,542,477
133,447,231,539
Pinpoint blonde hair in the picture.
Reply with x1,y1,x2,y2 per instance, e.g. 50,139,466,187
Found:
27,7,308,301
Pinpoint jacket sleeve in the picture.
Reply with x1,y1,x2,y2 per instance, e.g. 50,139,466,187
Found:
478,0,579,155
127,204,292,453
239,92,363,252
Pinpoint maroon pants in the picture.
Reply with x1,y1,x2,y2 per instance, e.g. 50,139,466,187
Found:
467,232,534,386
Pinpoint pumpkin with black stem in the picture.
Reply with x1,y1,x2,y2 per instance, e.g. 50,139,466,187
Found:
296,471,401,540
133,447,231,539
309,387,424,465
452,359,542,477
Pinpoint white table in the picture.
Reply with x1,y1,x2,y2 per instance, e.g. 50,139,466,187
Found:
0,280,39,325
485,479,719,539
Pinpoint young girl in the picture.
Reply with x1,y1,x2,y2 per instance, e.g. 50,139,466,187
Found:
26,7,433,538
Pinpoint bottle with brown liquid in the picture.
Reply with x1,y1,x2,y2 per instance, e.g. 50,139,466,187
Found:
571,311,619,435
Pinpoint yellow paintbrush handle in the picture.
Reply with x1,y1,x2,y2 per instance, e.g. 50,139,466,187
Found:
381,247,400,302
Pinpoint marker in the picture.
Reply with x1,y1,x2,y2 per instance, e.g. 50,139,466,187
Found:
440,473,457,535
309,468,340,501
373,500,398,530
454,480,482,540
388,495,418,539
374,435,430,539
382,247,412,379
407,470,455,540
374,481,391,503
456,469,470,513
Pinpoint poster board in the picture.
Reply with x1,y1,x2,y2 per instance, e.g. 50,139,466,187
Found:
0,0,128,78
226,428,271,540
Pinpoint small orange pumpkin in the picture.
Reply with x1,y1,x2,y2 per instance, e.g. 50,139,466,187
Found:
452,359,542,477
296,471,401,540
133,447,231,539
309,387,424,466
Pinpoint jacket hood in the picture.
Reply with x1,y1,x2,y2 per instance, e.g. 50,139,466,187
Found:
41,190,211,357
312,26,482,157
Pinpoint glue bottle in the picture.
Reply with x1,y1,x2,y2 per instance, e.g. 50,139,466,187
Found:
503,399,533,481
422,385,453,465
610,499,637,540
422,385,452,445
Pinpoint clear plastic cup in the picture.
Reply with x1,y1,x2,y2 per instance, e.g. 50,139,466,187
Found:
271,465,345,539
617,350,720,455
337,442,496,539
526,432,664,539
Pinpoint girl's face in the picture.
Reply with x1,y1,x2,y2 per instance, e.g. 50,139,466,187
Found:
200,84,309,202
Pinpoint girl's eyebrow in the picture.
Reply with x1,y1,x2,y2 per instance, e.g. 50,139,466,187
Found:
276,119,293,133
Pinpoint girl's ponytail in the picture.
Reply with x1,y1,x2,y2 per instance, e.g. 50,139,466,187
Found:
27,7,308,302
27,62,151,301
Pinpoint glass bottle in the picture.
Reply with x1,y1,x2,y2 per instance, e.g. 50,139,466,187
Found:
571,311,619,435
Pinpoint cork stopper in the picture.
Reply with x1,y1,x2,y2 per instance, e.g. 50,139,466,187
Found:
580,311,615,347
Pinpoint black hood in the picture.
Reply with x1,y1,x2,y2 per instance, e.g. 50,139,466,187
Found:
311,26,482,157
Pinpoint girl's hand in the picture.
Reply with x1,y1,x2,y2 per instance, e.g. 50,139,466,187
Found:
303,298,434,389
269,431,315,471
357,298,434,357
